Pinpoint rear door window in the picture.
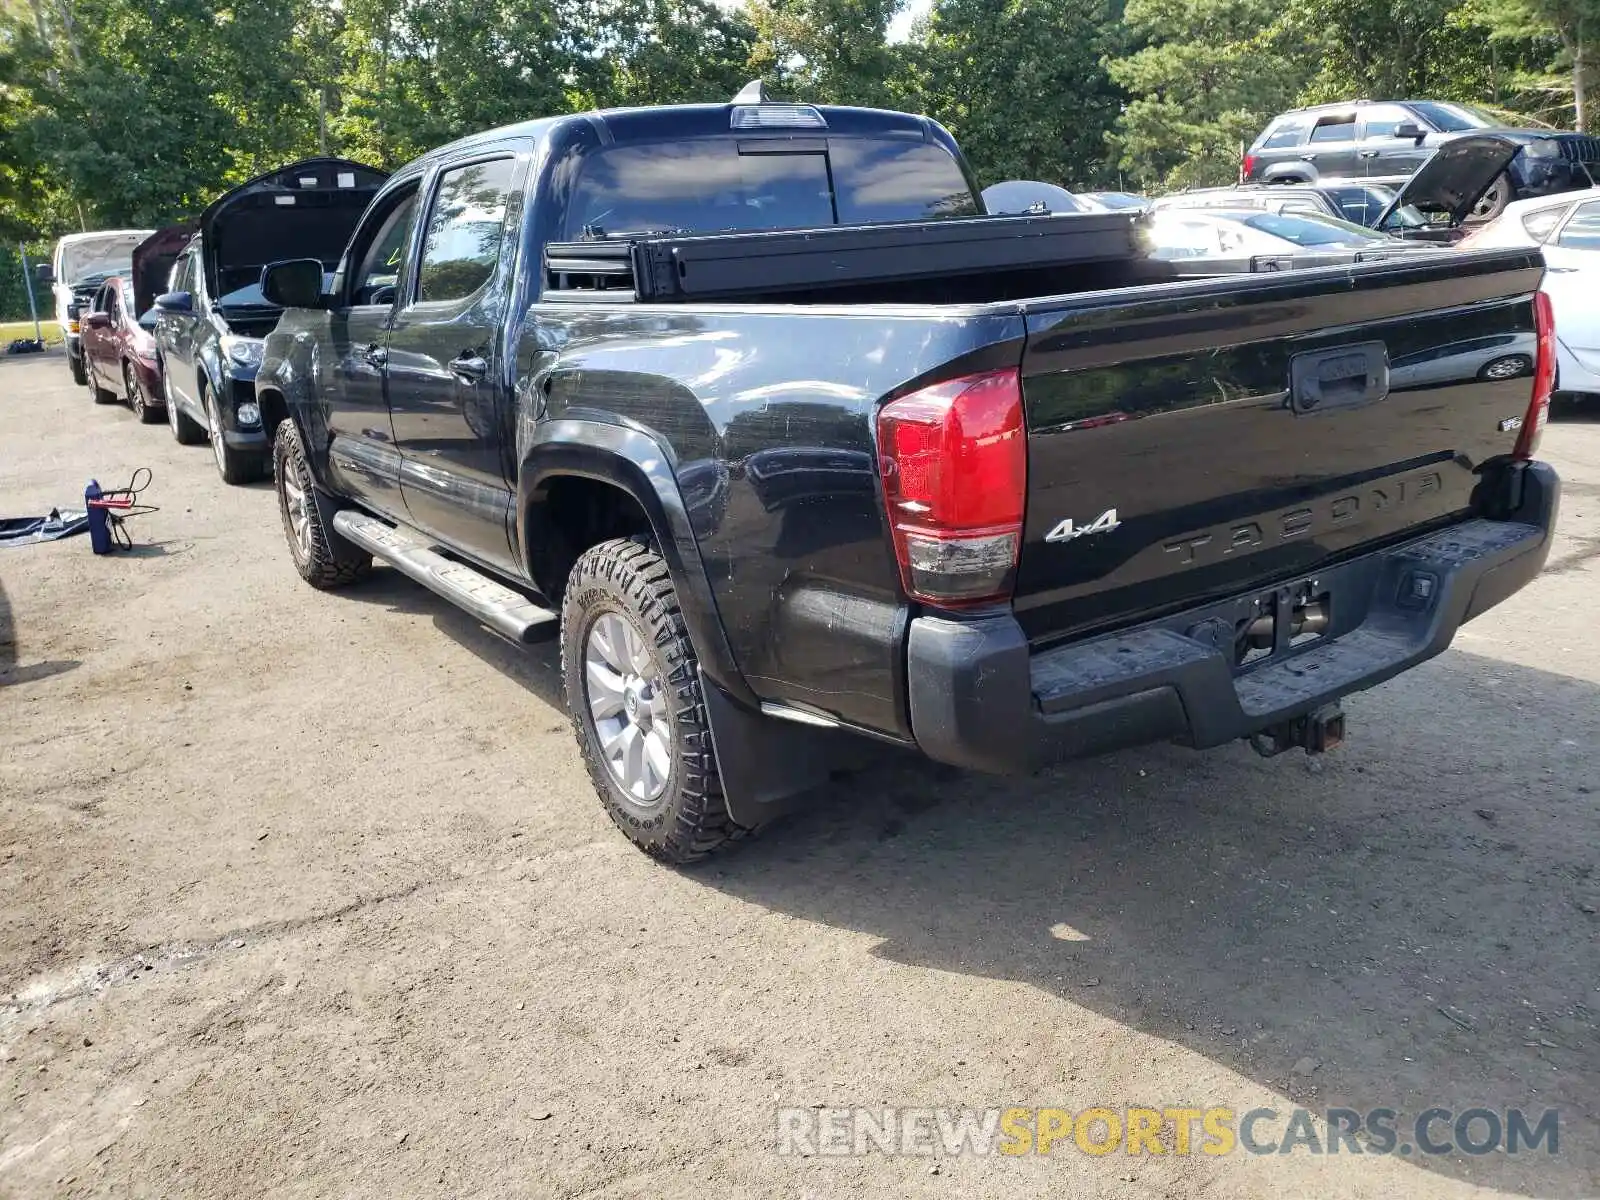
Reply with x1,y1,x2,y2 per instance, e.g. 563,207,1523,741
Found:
417,158,517,304
1310,115,1357,142
1260,119,1308,149
1555,200,1600,249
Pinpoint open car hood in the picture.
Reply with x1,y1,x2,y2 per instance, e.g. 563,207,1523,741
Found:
197,157,388,300
1378,134,1522,230
131,222,196,316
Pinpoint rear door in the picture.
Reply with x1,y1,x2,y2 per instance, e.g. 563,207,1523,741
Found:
1010,251,1543,644
1541,197,1600,355
1302,112,1361,180
386,152,526,575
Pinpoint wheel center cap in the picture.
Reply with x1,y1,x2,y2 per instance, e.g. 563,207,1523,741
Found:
624,679,647,725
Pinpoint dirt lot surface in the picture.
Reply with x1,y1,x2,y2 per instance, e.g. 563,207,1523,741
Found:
2,351,1598,1198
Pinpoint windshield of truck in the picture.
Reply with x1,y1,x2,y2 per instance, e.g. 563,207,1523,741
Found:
59,234,146,283
563,138,977,239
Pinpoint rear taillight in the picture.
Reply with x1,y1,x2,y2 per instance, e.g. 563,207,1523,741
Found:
1516,290,1556,459
1241,153,1256,182
876,368,1026,608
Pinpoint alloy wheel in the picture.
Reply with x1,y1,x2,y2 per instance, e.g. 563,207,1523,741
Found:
582,611,671,806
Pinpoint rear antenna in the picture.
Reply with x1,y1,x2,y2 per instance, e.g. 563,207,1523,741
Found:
732,80,770,104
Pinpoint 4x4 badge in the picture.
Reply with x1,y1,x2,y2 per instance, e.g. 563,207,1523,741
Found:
1046,508,1122,543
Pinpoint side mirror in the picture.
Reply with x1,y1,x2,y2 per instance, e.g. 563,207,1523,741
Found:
84,312,112,330
34,263,55,286
154,290,193,314
1395,121,1425,142
260,258,326,309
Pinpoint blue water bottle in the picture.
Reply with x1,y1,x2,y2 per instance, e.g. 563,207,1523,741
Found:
85,479,112,554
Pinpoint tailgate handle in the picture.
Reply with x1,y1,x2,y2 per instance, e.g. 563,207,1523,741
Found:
1289,342,1389,415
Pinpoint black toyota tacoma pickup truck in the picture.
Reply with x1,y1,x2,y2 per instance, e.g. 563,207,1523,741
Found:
255,87,1561,862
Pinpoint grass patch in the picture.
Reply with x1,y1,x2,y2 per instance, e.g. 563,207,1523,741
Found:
0,319,62,346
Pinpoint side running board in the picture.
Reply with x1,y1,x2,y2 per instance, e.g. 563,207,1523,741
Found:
331,510,557,644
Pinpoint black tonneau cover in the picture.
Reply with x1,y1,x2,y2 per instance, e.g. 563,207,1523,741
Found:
545,211,1145,302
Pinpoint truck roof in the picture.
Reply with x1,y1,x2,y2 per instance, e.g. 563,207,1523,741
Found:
414,99,945,169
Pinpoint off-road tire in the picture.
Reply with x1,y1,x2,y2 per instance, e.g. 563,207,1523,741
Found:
560,537,748,863
273,420,372,589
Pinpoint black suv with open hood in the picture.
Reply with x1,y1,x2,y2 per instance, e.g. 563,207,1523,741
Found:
154,157,387,483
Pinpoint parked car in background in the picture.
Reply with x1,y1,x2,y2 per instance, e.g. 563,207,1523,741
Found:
38,230,151,385
79,276,165,421
1153,181,1424,229
1462,186,1600,397
981,180,1086,213
1075,190,1150,212
154,157,387,483
1243,99,1599,221
1144,207,1436,260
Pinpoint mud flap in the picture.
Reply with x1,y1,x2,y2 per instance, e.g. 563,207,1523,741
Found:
699,669,864,827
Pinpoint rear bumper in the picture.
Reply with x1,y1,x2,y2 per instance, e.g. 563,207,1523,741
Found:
907,461,1559,773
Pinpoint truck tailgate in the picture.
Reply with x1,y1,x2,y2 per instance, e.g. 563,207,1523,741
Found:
1013,248,1545,645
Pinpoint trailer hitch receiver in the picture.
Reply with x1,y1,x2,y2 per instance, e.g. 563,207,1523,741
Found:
1248,702,1345,758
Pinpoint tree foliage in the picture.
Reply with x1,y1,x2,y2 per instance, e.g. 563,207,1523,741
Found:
0,0,1591,260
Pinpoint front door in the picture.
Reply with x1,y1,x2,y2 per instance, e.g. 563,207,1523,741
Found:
1356,104,1432,184
321,182,423,515
386,154,525,575
158,248,202,406
83,283,117,382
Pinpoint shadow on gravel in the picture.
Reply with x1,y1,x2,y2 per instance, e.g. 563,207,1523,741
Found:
0,575,79,686
338,565,567,713
319,563,1598,1195
691,649,1599,1199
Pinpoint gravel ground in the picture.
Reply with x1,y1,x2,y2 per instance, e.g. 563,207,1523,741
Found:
2,351,1597,1199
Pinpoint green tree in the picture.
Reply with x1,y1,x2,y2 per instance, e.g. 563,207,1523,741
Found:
897,0,1125,188
1107,0,1307,190
1467,0,1600,128
745,0,905,106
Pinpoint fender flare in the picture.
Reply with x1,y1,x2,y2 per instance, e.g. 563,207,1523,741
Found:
517,418,754,709
519,419,853,827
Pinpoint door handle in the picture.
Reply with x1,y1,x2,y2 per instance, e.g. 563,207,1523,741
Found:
1299,153,1318,162
1359,150,1380,158
363,343,387,368
448,353,488,383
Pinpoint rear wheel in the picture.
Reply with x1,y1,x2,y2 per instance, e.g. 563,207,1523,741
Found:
166,373,205,445
204,380,261,485
69,349,87,386
125,361,160,424
560,537,747,863
273,420,372,589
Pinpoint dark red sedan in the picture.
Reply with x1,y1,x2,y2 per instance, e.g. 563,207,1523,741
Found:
80,275,165,421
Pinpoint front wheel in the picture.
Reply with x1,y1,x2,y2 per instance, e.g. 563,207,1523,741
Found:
560,537,747,863
203,380,261,485
166,373,205,445
273,420,372,589
1469,172,1511,223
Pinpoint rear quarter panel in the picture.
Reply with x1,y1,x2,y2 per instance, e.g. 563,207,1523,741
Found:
522,303,1024,738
